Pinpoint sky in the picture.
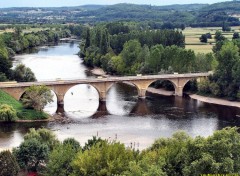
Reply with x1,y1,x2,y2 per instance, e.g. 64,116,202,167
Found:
0,0,232,8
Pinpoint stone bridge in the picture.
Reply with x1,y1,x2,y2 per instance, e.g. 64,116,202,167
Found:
0,73,210,108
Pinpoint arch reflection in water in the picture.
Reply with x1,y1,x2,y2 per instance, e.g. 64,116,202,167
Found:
106,82,138,116
64,84,99,118
44,90,58,114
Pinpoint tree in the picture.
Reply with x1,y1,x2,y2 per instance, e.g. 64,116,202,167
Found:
214,31,225,42
0,104,18,122
233,32,239,39
63,138,81,152
100,28,109,55
24,128,59,151
21,85,53,111
0,72,7,82
214,42,240,99
0,150,20,176
12,64,36,82
84,28,91,51
0,39,12,78
71,141,135,176
13,138,49,172
46,141,80,176
199,34,208,43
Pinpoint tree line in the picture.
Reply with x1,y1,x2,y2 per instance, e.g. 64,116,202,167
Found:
80,24,215,76
198,31,240,100
1,127,240,176
0,26,71,82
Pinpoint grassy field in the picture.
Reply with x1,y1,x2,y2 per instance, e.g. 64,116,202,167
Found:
0,27,49,34
0,90,48,120
183,26,240,54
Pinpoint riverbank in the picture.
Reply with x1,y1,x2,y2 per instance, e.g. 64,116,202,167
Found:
190,94,240,108
90,67,107,76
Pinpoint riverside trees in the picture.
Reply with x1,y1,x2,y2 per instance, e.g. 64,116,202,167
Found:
13,127,240,175
199,31,240,100
80,24,216,76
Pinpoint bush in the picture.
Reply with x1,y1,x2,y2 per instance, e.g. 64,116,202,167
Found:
0,104,18,122
209,82,221,96
0,150,20,176
198,79,211,94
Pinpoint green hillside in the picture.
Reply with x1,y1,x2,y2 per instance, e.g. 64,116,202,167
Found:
0,90,48,120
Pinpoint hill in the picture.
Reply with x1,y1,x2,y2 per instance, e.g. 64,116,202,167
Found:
0,1,239,27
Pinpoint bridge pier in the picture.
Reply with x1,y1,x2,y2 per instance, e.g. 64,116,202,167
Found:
138,88,147,99
175,86,183,96
99,91,107,102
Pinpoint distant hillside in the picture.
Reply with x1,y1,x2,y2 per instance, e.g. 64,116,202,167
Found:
0,1,239,27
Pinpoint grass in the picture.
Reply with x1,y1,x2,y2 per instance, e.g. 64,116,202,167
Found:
183,26,240,54
0,90,48,120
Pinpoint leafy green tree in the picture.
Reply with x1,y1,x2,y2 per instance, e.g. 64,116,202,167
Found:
24,128,59,150
0,72,8,82
84,28,91,51
100,28,109,55
214,42,240,99
13,138,49,172
183,127,240,175
233,32,239,39
12,64,36,82
63,138,81,152
124,151,166,176
214,31,225,42
199,34,208,43
71,141,135,176
0,150,20,176
0,104,18,122
121,39,141,66
46,143,79,176
21,85,53,111
0,40,12,78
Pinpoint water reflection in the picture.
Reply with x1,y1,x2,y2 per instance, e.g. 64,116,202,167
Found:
106,83,138,116
64,84,99,118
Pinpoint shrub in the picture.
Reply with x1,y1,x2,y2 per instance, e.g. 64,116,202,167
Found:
0,104,18,122
0,150,20,176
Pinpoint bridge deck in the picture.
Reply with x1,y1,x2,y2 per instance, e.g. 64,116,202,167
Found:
0,73,210,88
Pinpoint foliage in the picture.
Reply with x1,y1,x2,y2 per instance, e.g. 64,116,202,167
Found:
233,32,240,40
63,138,81,152
13,138,49,172
0,150,20,176
21,85,53,111
0,90,48,120
71,140,135,176
199,34,208,43
10,127,240,175
13,128,59,172
12,64,36,82
24,128,59,151
45,143,79,176
82,136,104,151
0,104,17,122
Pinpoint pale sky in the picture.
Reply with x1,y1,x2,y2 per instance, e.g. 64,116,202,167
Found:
0,0,232,8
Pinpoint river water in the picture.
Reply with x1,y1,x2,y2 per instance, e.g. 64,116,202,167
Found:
1,42,240,150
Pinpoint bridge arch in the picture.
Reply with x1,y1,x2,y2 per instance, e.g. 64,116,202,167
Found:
63,84,100,117
105,81,141,97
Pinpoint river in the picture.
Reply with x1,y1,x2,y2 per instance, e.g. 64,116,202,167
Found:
1,42,240,150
